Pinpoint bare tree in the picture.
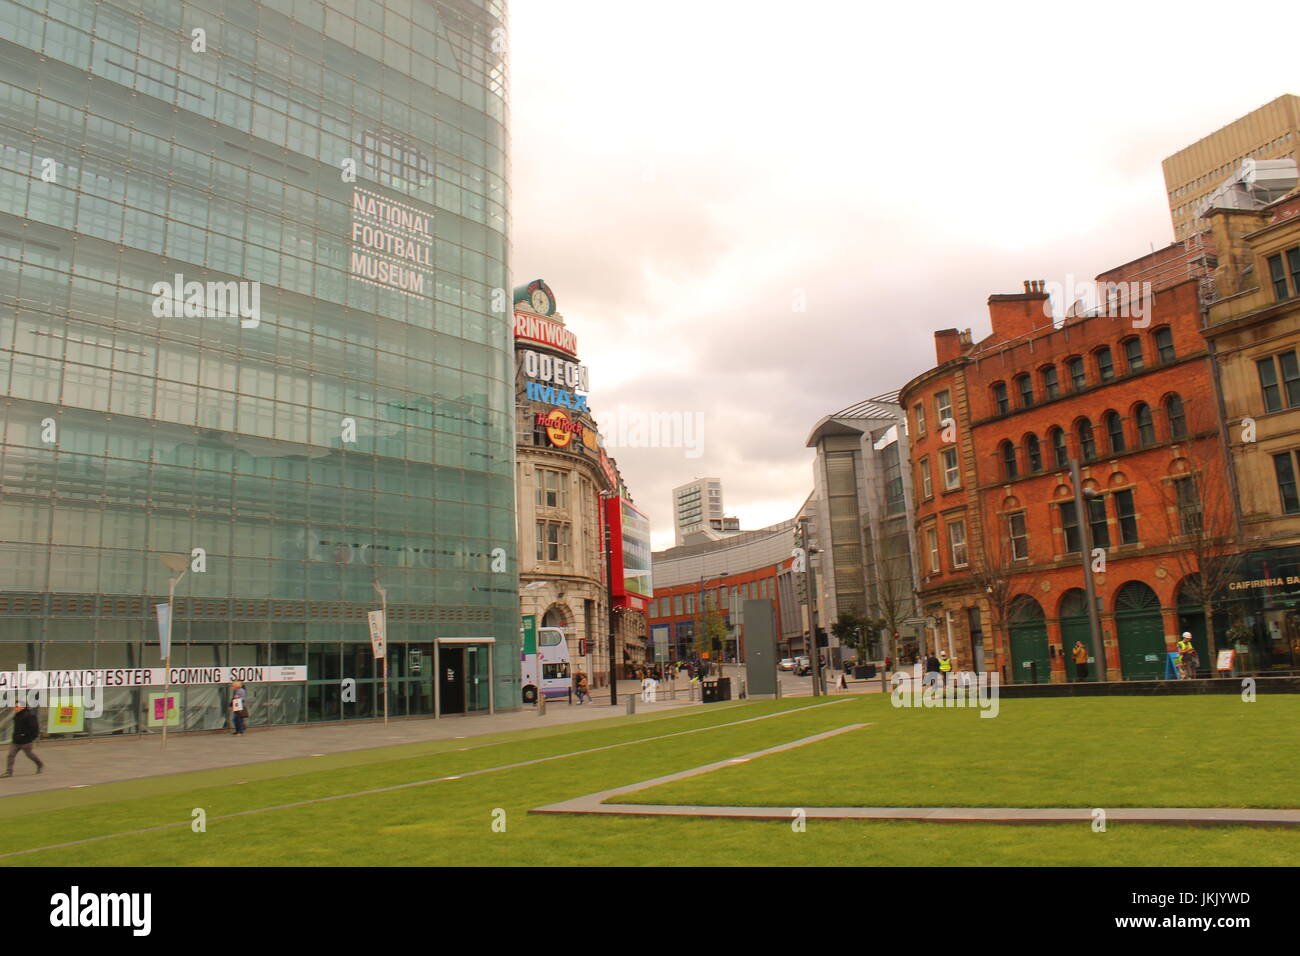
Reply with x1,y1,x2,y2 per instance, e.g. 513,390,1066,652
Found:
968,518,1046,678
1159,444,1243,662
869,526,918,664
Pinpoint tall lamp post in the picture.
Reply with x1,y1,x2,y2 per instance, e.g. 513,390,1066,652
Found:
158,553,188,750
1069,459,1107,682
797,517,826,697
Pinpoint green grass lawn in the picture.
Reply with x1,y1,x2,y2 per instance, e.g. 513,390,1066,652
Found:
2,695,1296,867
620,695,1300,810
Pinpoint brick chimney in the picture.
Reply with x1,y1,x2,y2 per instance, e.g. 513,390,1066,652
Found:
986,280,1049,344
934,328,964,364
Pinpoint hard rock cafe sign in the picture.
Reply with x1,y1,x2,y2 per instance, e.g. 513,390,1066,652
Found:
536,409,582,448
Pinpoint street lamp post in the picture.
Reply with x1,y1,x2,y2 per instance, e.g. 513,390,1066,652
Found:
158,553,188,750
1069,458,1107,682
798,517,825,696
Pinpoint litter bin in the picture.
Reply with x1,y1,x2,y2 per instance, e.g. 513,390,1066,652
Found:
702,678,731,703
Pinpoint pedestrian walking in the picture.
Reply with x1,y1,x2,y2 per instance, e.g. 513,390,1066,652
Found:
925,651,941,689
640,675,653,702
1072,641,1089,681
647,675,658,703
229,679,248,735
576,671,592,704
3,701,44,777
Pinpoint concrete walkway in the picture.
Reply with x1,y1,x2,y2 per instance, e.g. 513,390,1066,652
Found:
0,678,701,798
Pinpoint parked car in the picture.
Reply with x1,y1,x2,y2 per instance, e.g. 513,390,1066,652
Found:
793,656,811,676
778,658,796,672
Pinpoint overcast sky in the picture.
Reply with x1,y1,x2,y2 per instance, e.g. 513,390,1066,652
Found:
508,0,1299,550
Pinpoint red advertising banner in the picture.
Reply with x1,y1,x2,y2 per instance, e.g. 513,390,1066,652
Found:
604,496,653,609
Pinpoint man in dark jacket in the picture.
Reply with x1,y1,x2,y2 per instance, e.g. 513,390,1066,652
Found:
924,652,941,690
4,702,44,780
4,701,45,777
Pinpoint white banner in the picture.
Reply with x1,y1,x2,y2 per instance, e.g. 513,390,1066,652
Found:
368,610,386,659
0,666,308,691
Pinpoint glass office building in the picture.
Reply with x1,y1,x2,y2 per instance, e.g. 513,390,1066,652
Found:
0,0,517,735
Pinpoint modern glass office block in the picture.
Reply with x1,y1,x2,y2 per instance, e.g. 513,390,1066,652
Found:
0,0,517,734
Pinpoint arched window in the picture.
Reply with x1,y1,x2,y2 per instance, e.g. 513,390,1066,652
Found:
1122,337,1145,372
992,382,1009,414
1001,440,1019,480
1153,327,1175,364
1049,427,1068,468
1135,403,1155,446
1015,373,1034,408
1105,411,1126,453
1077,419,1097,461
1066,356,1086,391
1025,433,1042,473
1095,346,1115,382
1040,365,1060,400
1166,394,1187,439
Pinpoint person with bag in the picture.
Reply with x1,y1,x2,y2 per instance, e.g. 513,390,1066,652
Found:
230,679,249,736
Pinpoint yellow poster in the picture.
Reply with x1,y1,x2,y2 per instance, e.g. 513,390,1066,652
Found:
48,701,84,734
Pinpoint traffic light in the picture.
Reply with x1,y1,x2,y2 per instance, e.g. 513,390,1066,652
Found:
577,639,588,656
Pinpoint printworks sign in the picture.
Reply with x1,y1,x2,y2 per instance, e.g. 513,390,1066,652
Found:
514,311,577,356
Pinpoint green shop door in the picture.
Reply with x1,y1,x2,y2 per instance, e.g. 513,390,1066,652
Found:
1114,582,1166,681
1008,596,1050,684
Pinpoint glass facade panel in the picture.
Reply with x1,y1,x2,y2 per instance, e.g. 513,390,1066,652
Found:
0,0,517,733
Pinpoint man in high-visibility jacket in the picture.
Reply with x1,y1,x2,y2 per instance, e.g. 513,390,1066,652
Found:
937,651,953,688
1177,633,1198,680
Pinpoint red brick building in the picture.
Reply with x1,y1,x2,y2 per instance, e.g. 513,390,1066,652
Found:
900,252,1231,682
644,519,805,664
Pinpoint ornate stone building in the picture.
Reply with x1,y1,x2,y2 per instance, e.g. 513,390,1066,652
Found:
513,281,645,690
